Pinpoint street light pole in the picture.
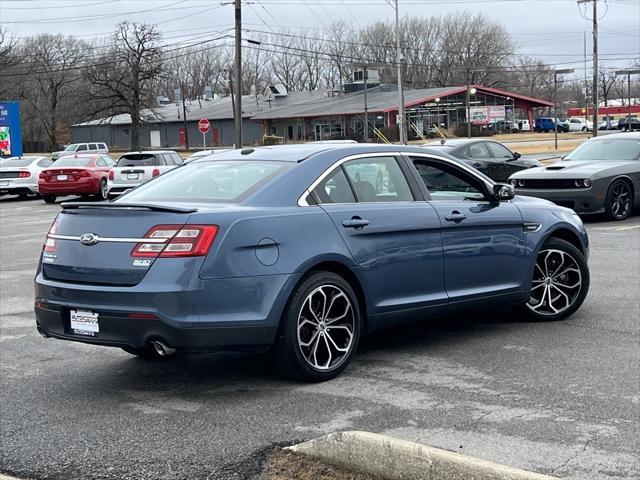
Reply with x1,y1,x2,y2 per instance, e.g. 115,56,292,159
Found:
363,65,369,142
554,69,574,150
394,0,406,144
234,0,242,148
615,69,640,130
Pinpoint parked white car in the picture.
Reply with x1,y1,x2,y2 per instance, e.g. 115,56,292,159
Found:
565,118,593,132
107,150,183,199
515,119,531,132
51,142,109,161
0,156,53,197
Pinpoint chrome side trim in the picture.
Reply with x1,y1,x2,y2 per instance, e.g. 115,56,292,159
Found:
297,150,496,207
524,223,542,233
48,234,166,244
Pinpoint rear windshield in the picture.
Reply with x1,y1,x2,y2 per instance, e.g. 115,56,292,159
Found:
117,154,157,167
0,157,38,167
564,138,640,161
119,161,288,203
54,156,93,167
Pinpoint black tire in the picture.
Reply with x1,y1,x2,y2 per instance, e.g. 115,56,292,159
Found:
605,179,633,221
97,178,108,201
521,238,590,322
273,271,362,382
121,345,167,359
42,195,56,204
581,126,587,132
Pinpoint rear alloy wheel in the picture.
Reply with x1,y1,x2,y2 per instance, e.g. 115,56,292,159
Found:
274,271,361,382
605,179,632,221
97,178,108,201
42,195,56,204
524,238,589,321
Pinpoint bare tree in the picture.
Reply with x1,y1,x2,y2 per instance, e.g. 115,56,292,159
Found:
11,34,88,149
85,22,163,150
599,68,621,107
0,28,17,70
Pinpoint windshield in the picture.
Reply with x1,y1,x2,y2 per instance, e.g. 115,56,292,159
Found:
564,138,640,161
54,156,93,167
116,154,156,167
0,157,38,167
119,160,288,203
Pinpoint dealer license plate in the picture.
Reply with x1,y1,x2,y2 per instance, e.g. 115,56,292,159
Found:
57,174,68,181
127,173,139,180
70,309,99,336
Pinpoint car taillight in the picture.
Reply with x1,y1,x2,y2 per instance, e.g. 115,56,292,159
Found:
108,169,114,180
44,220,58,253
131,224,219,258
152,168,160,177
18,171,31,178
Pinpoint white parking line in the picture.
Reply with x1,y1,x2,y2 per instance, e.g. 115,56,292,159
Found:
592,225,640,231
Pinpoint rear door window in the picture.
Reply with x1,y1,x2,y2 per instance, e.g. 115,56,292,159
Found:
467,142,491,158
342,156,413,202
88,144,97,151
116,154,158,167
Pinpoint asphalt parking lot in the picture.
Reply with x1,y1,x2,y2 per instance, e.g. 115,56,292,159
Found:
1,196,638,480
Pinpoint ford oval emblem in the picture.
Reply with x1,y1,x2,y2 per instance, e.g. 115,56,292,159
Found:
80,233,99,246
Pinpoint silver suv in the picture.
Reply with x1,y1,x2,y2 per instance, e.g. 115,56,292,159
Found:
51,142,109,161
107,150,183,199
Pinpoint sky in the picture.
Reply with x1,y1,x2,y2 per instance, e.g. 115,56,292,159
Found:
1,0,639,82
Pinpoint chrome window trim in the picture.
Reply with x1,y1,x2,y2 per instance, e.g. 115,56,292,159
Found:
297,151,407,207
48,233,166,244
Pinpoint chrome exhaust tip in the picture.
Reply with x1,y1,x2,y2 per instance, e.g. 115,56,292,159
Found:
151,340,176,357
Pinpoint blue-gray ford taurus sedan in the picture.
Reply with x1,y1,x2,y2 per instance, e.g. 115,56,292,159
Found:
35,144,590,381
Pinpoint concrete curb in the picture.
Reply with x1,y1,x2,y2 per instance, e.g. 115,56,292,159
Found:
287,431,559,480
0,474,24,480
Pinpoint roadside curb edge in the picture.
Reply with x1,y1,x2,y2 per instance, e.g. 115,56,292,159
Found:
287,431,560,480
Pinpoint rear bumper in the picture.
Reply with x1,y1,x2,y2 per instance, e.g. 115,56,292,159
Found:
39,179,99,195
513,188,605,213
0,185,39,195
34,271,301,351
35,303,277,352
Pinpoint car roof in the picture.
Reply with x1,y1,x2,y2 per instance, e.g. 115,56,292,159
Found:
57,153,103,160
192,143,455,164
423,138,492,147
589,132,640,141
120,150,178,155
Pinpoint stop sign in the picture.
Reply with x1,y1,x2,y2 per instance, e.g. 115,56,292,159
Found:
198,118,210,134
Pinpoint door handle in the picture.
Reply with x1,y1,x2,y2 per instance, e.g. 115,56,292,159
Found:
342,217,370,229
444,211,467,223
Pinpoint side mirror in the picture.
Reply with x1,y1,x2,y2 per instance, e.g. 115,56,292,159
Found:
493,183,515,201
513,152,521,159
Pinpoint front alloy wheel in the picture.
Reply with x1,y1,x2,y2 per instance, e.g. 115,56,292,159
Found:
275,271,361,381
605,179,632,221
525,238,589,321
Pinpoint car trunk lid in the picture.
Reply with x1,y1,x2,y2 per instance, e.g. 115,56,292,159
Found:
42,202,197,286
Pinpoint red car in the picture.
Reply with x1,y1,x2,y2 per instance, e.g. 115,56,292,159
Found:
39,154,116,203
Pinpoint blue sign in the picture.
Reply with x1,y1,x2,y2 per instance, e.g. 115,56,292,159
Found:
0,101,23,157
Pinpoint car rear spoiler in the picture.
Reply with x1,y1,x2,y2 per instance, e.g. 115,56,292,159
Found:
60,202,197,214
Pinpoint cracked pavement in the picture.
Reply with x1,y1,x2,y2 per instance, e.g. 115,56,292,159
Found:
1,197,639,480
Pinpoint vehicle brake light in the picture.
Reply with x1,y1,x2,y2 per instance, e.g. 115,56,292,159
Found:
44,220,58,253
152,168,160,177
18,171,31,178
131,224,219,258
108,169,114,180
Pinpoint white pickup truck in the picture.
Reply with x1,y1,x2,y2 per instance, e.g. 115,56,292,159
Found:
107,150,183,199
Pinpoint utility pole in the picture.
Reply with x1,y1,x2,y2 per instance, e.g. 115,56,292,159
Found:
182,85,189,149
394,0,406,144
615,69,640,129
234,0,242,148
578,0,599,136
554,69,574,150
363,65,369,142
466,69,471,139
584,31,589,123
